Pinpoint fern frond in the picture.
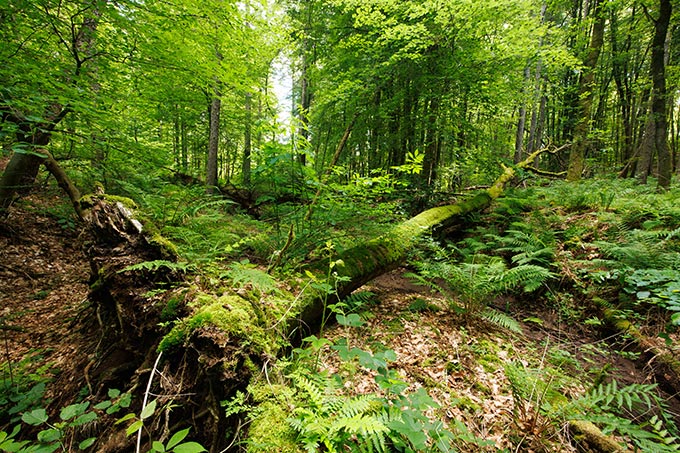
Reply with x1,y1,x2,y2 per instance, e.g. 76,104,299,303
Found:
342,291,378,312
120,260,193,273
496,264,553,292
224,260,281,295
481,308,522,333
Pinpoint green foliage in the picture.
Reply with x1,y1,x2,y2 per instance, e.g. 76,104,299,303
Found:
489,227,556,267
506,361,680,452
408,253,552,327
623,269,680,325
120,261,194,274
118,400,206,453
0,388,131,452
224,260,282,296
285,342,485,453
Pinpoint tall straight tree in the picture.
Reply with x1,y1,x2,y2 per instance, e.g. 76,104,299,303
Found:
648,0,672,189
566,0,606,181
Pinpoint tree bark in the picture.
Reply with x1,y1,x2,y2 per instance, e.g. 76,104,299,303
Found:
242,93,252,186
651,0,672,190
566,0,606,181
206,92,221,194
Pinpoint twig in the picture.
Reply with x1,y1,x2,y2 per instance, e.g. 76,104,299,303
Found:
136,351,163,453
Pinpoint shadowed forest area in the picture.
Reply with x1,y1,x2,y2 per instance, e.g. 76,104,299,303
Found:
1,0,680,452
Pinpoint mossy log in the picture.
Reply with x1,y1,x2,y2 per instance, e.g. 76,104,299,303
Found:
80,195,235,452
568,420,628,452
293,147,554,336
592,297,680,397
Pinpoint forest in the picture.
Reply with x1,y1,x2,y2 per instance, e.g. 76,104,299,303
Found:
1,0,680,451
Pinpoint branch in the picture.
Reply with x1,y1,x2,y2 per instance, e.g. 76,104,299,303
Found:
524,167,567,178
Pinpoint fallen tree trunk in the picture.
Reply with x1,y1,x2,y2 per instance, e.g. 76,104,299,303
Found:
294,146,559,336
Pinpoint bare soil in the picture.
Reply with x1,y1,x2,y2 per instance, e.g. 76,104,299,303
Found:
0,190,91,404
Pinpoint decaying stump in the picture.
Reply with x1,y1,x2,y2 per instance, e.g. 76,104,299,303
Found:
81,194,245,452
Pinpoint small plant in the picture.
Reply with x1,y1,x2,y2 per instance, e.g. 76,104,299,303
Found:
0,388,132,452
506,360,680,452
407,254,552,331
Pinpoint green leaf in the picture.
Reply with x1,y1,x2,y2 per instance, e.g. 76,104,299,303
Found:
37,428,62,443
151,440,166,452
108,389,121,398
671,312,680,326
140,400,157,420
166,428,190,450
73,411,98,426
336,313,365,327
60,402,90,421
115,413,136,425
22,408,48,426
79,437,96,450
126,420,143,437
94,400,112,410
171,441,207,453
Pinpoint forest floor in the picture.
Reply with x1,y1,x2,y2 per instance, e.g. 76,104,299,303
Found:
2,188,680,451
318,269,674,452
0,189,92,406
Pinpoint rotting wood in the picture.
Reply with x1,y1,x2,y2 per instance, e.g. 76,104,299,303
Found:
569,420,629,453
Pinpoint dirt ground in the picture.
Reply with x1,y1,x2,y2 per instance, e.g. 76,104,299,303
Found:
0,190,91,403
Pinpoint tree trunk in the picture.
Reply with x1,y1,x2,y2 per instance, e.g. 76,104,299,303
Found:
566,0,605,181
243,93,252,186
422,96,440,186
514,66,531,164
206,93,221,194
651,0,672,190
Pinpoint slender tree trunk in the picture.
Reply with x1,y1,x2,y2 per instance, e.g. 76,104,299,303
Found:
243,93,252,186
567,0,606,181
206,93,221,194
423,96,440,186
514,67,531,164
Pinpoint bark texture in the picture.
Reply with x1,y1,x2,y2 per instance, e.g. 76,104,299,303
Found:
566,0,605,181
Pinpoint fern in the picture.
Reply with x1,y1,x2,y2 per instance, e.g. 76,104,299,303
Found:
496,264,554,292
224,260,281,296
287,371,389,453
491,228,556,267
481,308,522,333
120,260,193,273
554,381,680,452
409,254,553,328
341,291,378,313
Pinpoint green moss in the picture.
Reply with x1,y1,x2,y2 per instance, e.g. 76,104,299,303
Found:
80,192,138,210
245,382,301,453
160,296,182,322
147,232,179,259
158,293,280,356
246,401,302,453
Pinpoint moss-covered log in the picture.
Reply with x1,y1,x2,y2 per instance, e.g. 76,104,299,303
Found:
293,148,554,336
592,297,680,397
568,420,629,453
